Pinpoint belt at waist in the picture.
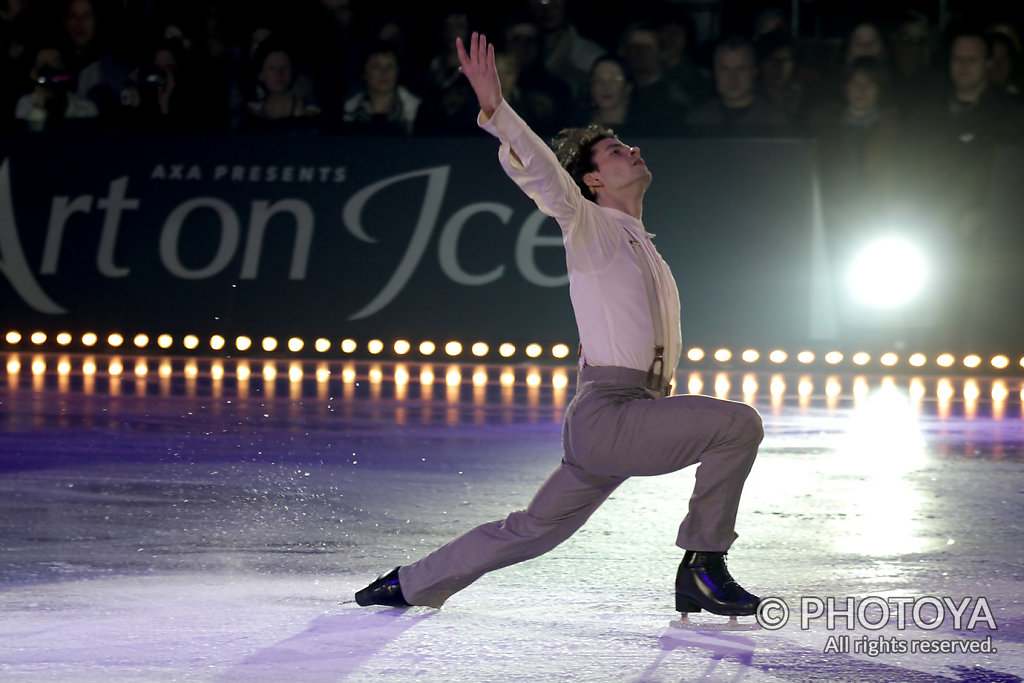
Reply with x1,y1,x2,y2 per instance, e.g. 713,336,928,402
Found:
577,365,672,397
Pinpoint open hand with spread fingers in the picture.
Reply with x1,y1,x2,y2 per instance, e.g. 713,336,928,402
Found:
455,31,503,119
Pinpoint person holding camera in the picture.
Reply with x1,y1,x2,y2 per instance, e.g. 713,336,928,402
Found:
117,38,204,132
14,45,97,131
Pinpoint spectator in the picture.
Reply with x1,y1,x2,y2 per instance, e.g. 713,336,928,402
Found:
413,80,477,136
891,11,933,80
756,29,804,123
230,21,315,111
987,31,1022,98
527,0,603,99
902,28,1024,344
908,29,1022,145
182,2,237,132
245,23,273,65
118,38,209,132
501,13,572,126
57,0,134,122
226,22,268,113
686,36,788,135
236,40,321,133
414,10,477,136
344,40,419,136
195,1,238,66
14,45,98,131
59,0,103,82
0,0,29,128
1,0,29,73
752,8,788,41
371,15,418,93
618,22,689,124
414,12,477,136
816,57,902,232
493,50,560,138
576,54,635,132
657,4,713,108
901,28,1014,213
809,20,891,126
845,21,888,66
889,10,943,112
424,11,468,96
306,0,363,121
576,52,681,136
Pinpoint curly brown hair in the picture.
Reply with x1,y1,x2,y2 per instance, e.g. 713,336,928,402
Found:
551,124,617,198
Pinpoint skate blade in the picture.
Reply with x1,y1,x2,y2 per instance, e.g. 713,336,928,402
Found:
669,615,760,631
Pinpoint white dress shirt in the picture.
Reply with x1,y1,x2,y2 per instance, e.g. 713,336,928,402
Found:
480,100,682,381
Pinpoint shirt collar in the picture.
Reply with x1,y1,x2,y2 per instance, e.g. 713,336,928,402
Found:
600,204,655,239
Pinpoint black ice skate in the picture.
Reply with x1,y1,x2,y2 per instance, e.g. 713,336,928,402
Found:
672,550,761,630
355,567,411,608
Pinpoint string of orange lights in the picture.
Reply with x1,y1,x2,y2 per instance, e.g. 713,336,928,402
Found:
4,328,1023,374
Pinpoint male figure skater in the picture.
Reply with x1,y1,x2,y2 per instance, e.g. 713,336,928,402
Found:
356,33,763,618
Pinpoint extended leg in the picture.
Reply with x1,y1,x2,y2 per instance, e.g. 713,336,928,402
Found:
395,463,623,608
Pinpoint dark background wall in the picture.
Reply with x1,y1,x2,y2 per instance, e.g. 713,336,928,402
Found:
3,133,1022,355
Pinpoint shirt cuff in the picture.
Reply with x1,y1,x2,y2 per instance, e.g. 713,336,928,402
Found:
478,100,541,168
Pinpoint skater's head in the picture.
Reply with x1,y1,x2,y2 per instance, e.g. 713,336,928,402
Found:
553,125,650,203
553,124,614,198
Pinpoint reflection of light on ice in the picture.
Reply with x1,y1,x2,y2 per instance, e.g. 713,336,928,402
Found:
992,380,1008,421
742,374,757,402
714,373,730,399
769,375,785,411
832,382,928,555
844,381,926,473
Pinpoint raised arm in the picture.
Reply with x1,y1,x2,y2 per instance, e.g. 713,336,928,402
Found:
455,32,502,119
456,32,585,227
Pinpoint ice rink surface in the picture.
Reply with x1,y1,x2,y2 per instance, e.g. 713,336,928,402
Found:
1,354,1022,682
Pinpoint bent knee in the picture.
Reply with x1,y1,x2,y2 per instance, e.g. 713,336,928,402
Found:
732,403,764,446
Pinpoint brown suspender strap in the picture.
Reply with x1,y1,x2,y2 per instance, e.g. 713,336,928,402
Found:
646,345,665,393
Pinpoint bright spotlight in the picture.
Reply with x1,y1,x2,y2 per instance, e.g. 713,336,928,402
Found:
847,237,926,308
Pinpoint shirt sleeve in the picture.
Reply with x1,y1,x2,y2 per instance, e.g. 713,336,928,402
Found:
478,100,584,232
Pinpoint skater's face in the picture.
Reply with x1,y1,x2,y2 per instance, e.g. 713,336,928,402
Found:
584,137,651,196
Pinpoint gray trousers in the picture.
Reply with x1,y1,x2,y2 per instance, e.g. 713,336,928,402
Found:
398,366,764,608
